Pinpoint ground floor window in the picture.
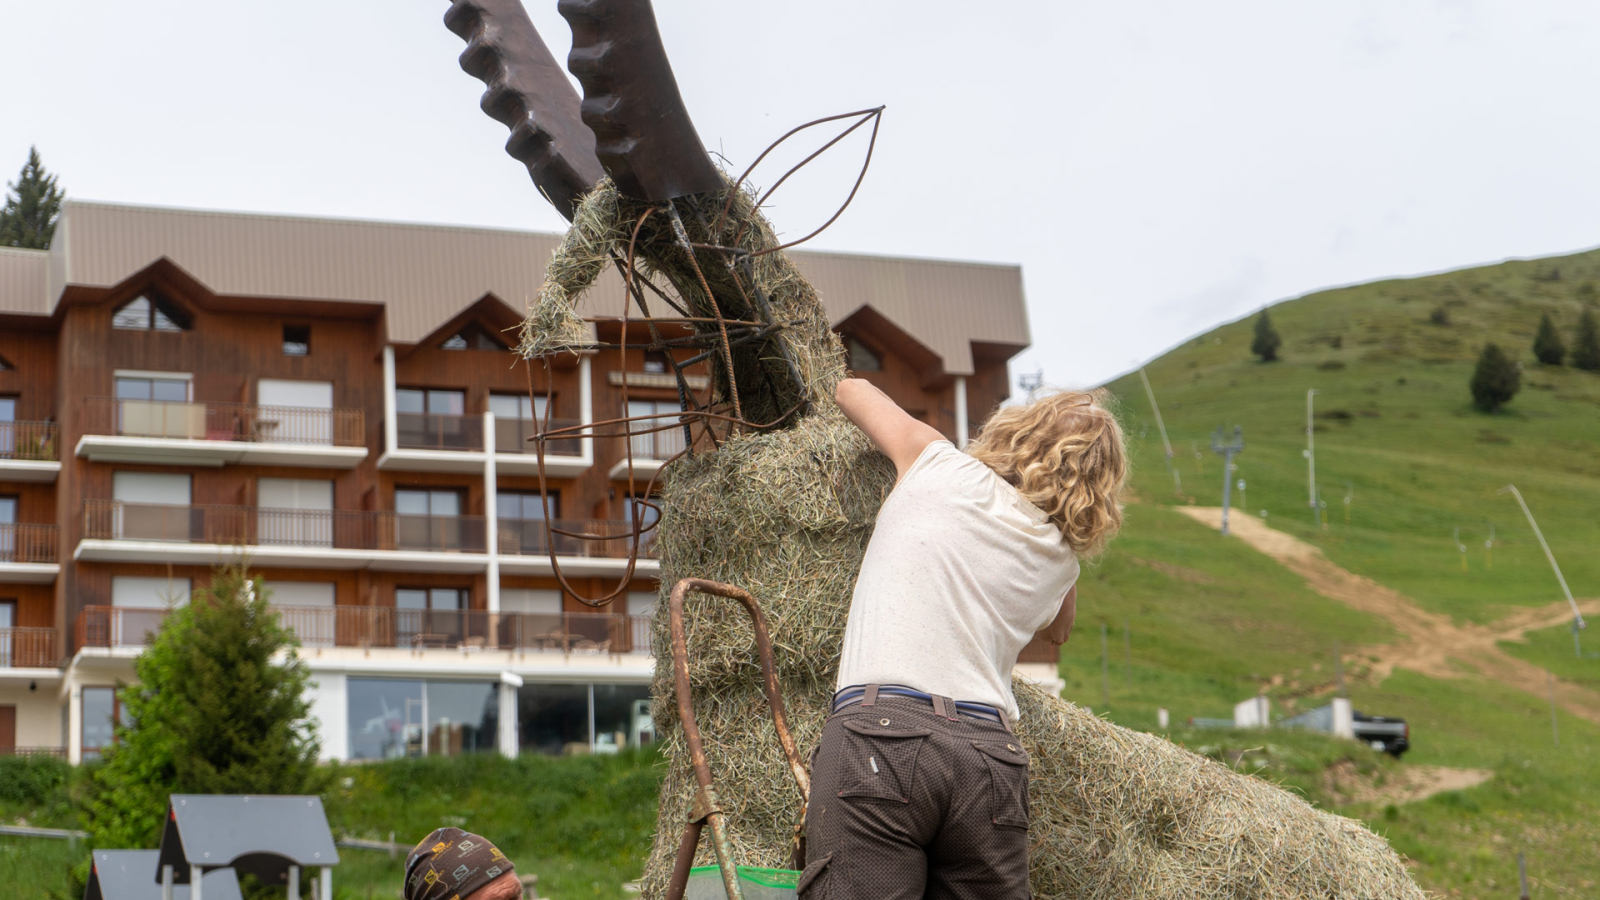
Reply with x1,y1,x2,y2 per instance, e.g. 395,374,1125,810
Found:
346,678,498,761
517,682,653,756
81,687,126,760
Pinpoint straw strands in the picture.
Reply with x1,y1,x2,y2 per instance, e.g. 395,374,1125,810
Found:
522,181,1425,900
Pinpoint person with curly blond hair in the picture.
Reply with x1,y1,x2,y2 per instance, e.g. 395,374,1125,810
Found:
799,379,1128,900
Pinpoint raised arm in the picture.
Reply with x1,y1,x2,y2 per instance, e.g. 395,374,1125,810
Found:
835,377,945,478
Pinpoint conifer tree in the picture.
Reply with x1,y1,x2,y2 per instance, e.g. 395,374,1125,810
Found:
1532,312,1565,365
1573,309,1600,372
0,147,65,249
1251,309,1282,362
82,566,325,849
1469,342,1520,412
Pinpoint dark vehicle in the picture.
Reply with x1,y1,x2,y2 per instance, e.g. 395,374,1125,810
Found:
1353,711,1409,758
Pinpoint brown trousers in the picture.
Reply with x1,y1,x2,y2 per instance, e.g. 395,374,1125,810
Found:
799,695,1031,900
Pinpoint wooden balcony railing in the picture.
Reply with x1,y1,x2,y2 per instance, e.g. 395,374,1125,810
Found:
0,627,58,668
82,501,488,554
0,524,58,563
495,517,658,559
83,397,364,446
76,605,651,654
494,417,584,456
0,420,58,461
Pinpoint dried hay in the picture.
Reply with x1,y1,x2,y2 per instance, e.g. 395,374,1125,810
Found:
524,180,1426,900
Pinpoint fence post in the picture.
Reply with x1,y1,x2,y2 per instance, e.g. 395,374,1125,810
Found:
1100,623,1110,711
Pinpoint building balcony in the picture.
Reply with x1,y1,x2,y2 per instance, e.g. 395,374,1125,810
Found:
75,397,368,468
0,523,59,583
73,502,657,578
495,517,659,577
0,420,61,482
607,428,686,480
379,414,590,477
0,626,58,670
76,605,651,655
77,501,489,572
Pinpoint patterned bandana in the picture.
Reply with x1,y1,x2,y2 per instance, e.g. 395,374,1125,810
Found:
404,827,516,900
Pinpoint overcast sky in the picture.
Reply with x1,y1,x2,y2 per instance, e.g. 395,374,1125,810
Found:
5,1,1599,388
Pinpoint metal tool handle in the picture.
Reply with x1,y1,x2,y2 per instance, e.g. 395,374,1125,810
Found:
663,578,811,900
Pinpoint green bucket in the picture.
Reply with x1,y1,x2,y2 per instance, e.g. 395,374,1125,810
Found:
683,865,801,900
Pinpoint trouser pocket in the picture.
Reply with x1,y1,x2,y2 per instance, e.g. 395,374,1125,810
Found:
833,718,932,803
972,740,1031,830
796,853,832,898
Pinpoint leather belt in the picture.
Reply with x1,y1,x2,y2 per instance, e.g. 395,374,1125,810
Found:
832,683,1008,729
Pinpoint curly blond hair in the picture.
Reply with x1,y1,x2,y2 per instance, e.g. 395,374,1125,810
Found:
966,388,1128,556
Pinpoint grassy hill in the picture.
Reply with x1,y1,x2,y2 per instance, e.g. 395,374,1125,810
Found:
1073,247,1600,897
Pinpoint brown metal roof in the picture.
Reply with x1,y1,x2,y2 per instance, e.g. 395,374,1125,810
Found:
37,201,1028,376
0,247,49,316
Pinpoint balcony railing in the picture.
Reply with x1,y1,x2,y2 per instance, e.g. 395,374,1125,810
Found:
0,523,58,563
396,412,482,451
76,605,651,654
82,501,488,553
397,414,585,456
0,421,58,460
84,397,363,446
496,517,658,559
0,627,58,667
495,417,584,457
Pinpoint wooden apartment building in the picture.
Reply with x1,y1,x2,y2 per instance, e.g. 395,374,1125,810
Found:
0,200,1032,762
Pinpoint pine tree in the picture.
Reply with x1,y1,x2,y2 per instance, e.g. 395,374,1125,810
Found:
1532,312,1565,365
1251,309,1282,362
83,566,326,849
1469,342,1520,412
0,147,65,249
1573,309,1600,372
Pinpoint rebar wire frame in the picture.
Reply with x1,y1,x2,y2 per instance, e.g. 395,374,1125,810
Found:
521,107,884,607
663,578,811,900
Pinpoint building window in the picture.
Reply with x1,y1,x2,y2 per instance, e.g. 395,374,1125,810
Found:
625,400,685,459
517,682,652,756
112,294,186,332
642,351,668,374
845,337,881,372
497,491,558,555
0,354,11,370
488,393,547,421
395,388,471,450
441,323,507,351
282,325,310,356
395,388,465,417
82,687,126,759
114,375,190,403
346,678,499,760
396,587,468,648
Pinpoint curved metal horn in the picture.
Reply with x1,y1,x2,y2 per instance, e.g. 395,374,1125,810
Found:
558,0,725,201
444,0,606,219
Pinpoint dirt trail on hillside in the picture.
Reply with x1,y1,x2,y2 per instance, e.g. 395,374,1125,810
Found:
1175,507,1600,725
1322,762,1493,806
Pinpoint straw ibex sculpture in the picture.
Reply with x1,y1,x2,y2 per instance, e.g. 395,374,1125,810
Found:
441,2,1427,897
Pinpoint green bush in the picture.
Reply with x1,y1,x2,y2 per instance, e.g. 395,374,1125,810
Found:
0,755,70,807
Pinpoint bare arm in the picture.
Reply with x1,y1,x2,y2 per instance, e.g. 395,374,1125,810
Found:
1038,584,1077,646
835,377,946,478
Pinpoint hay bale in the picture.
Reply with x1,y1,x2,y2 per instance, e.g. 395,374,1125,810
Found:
525,182,1425,900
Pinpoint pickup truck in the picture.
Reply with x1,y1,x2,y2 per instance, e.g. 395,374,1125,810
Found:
1352,711,1409,758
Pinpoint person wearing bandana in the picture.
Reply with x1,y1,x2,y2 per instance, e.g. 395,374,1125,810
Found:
403,827,522,900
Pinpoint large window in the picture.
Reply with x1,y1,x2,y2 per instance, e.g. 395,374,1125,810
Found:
0,397,13,457
622,496,661,556
114,374,199,439
112,295,186,332
395,488,472,552
0,497,14,562
517,682,652,756
625,400,685,459
496,491,558,555
81,687,127,759
396,388,473,450
115,374,189,403
441,324,507,351
346,678,498,761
